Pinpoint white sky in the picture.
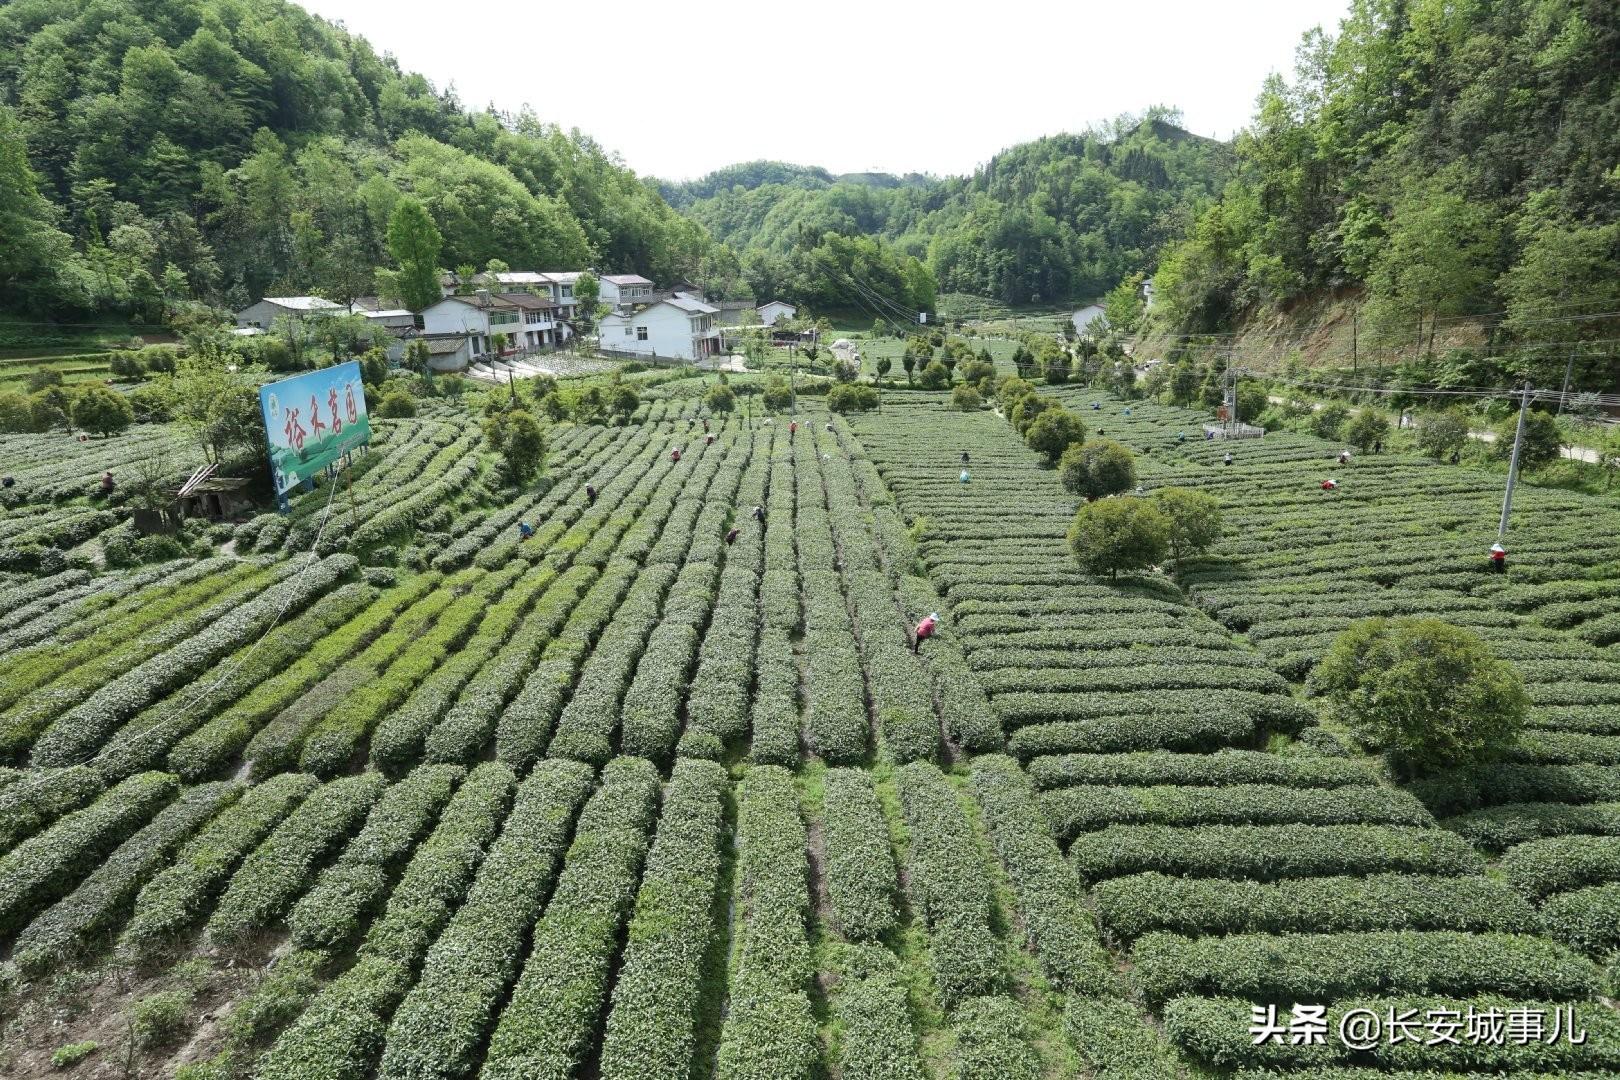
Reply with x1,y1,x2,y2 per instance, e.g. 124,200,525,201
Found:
299,0,1353,181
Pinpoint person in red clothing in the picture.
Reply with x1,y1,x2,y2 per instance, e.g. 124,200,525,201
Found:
912,611,940,654
671,447,682,463
725,526,740,545
1320,478,1338,492
789,420,798,439
1489,542,1507,573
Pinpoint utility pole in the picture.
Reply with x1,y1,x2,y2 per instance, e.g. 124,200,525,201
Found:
1498,381,1532,539
1557,345,1577,415
1351,307,1358,374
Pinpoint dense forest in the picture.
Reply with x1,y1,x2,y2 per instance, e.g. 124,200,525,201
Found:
1151,0,1620,388
665,113,1230,311
0,0,714,319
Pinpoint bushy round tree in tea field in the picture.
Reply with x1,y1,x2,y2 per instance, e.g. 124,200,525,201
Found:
1068,497,1169,579
1312,617,1527,775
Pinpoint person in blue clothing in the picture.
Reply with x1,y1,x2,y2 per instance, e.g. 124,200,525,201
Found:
518,521,534,541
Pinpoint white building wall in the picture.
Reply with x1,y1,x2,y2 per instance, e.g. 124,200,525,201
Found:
600,304,709,361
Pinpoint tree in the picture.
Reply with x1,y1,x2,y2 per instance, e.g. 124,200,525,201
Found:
950,384,982,412
703,382,737,414
1311,618,1527,775
1059,438,1135,500
901,352,916,385
402,338,431,375
572,271,603,339
1345,408,1390,451
918,361,949,390
1024,407,1085,464
826,384,879,414
71,383,134,437
1009,393,1049,435
385,197,443,312
1416,409,1471,459
1495,409,1562,470
1151,487,1223,565
172,356,266,464
0,390,35,433
484,408,545,483
609,383,640,422
875,356,892,380
1067,498,1170,579
762,375,793,412
1309,402,1351,441
374,387,417,418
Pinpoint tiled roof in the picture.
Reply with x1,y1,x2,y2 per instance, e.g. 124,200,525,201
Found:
262,296,342,311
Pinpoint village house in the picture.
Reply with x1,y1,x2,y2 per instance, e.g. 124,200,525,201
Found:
234,296,342,330
598,296,722,361
419,290,561,358
598,273,655,308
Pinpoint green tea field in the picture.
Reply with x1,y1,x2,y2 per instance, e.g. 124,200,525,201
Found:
3,375,1620,1079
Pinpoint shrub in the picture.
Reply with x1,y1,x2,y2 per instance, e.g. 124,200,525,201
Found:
374,387,416,418
596,759,729,1080
50,1041,97,1068
10,781,239,976
0,389,36,432
286,764,463,951
1064,997,1180,1080
1500,834,1620,900
1132,929,1597,1005
132,989,191,1048
1069,823,1481,884
895,762,1002,1007
821,768,898,942
0,771,178,936
1041,781,1429,843
206,772,386,948
1059,438,1135,500
969,755,1113,993
1067,497,1169,578
716,766,818,1079
1309,401,1351,440
1025,407,1085,463
1311,617,1528,775
379,759,594,1080
480,757,661,1080
824,943,927,1080
1417,408,1471,458
1095,871,1535,940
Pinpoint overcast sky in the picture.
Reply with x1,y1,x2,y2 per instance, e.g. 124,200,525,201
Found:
299,0,1353,182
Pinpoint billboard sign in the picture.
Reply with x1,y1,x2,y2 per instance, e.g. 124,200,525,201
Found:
259,361,371,497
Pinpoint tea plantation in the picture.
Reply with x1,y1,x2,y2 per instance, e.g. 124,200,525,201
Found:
2,374,1620,1078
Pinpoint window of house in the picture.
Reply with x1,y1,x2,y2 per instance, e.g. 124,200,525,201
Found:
636,326,648,341
624,326,633,336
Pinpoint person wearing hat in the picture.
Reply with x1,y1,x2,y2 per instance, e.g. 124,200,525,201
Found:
959,469,970,484
1320,477,1338,492
1489,542,1507,574
752,505,765,524
912,612,940,654
518,521,534,541
725,526,740,545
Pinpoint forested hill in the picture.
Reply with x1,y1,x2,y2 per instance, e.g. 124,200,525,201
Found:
665,114,1232,308
0,0,712,318
1151,0,1620,390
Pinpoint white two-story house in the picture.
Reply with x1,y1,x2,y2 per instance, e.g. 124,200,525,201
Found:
419,290,560,357
599,273,655,309
598,297,722,362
